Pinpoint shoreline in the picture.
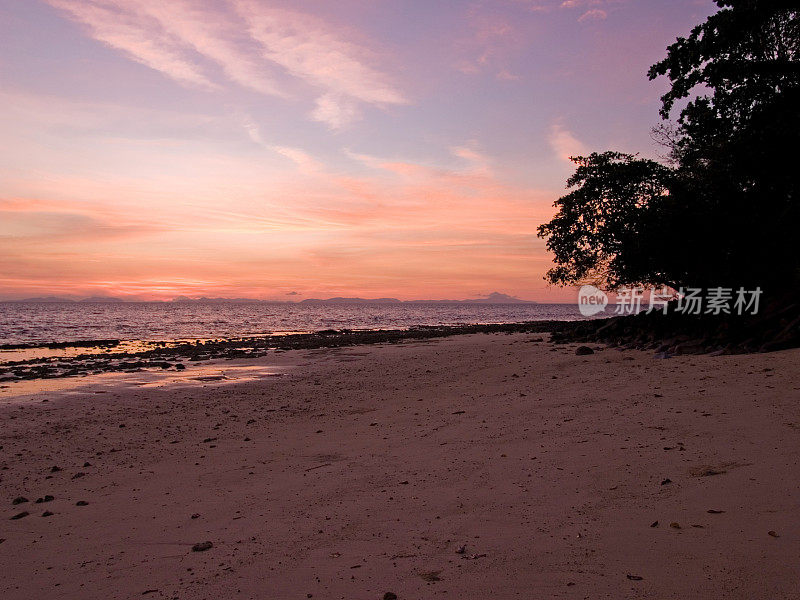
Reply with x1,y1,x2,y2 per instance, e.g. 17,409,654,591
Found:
1,331,798,599
0,321,566,383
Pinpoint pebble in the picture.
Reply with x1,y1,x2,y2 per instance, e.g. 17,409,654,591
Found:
191,541,213,552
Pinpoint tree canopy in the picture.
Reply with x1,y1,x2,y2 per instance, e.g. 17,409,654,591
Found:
538,0,800,293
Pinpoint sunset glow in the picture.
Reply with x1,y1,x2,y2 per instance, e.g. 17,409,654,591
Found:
0,0,712,301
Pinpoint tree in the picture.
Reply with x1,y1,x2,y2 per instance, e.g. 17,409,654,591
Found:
538,0,800,292
537,152,673,288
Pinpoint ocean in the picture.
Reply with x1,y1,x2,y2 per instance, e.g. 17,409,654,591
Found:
0,301,586,346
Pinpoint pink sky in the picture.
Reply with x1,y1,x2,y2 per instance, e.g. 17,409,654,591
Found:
0,0,713,301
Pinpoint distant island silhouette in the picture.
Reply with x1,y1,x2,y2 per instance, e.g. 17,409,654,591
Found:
6,292,538,304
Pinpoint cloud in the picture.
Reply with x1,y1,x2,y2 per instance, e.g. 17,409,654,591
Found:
270,145,321,173
128,0,286,97
515,0,619,21
310,93,359,130
451,144,493,176
234,1,407,127
496,69,521,81
48,0,216,88
458,10,522,79
549,121,588,163
578,9,607,21
47,0,406,129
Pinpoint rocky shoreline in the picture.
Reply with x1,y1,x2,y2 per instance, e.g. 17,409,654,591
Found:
0,321,563,383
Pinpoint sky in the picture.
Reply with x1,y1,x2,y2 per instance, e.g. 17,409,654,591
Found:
0,0,714,301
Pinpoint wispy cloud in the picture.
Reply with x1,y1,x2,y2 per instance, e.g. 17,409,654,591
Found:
48,0,216,89
47,0,406,129
578,9,607,21
549,121,588,163
270,146,321,174
234,1,407,128
516,0,620,21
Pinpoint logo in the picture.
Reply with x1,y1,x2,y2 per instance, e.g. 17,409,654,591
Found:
578,285,608,317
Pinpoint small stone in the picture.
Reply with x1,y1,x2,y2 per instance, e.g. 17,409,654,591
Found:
575,346,594,356
383,594,398,600
650,521,659,528
190,513,200,519
669,522,681,529
72,472,86,479
626,574,644,581
76,501,89,506
191,541,213,552
11,497,28,505
768,530,779,538
50,466,61,473
10,511,29,520
661,478,672,485
41,510,54,517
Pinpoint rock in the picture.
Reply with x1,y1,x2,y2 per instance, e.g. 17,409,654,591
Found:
575,346,594,356
626,574,644,581
191,541,213,552
660,478,671,485
76,501,89,506
383,594,398,600
50,466,61,473
10,511,29,520
11,497,28,505
72,472,86,479
41,510,54,517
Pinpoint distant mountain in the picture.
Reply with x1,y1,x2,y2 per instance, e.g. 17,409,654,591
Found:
297,292,536,305
9,296,76,303
300,297,402,305
171,296,289,304
406,292,537,304
79,296,126,303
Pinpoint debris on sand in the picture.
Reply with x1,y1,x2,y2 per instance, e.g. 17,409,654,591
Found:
191,541,213,552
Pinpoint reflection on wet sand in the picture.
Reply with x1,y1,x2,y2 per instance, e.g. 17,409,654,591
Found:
0,361,290,404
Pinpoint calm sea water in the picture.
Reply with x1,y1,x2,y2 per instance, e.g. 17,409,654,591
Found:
0,302,586,345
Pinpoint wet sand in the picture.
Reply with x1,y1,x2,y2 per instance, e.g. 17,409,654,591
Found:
1,332,798,599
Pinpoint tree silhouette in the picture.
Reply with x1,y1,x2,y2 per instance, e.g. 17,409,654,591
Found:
538,0,800,293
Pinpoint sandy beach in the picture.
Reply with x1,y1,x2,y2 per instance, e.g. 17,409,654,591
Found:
2,332,799,599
